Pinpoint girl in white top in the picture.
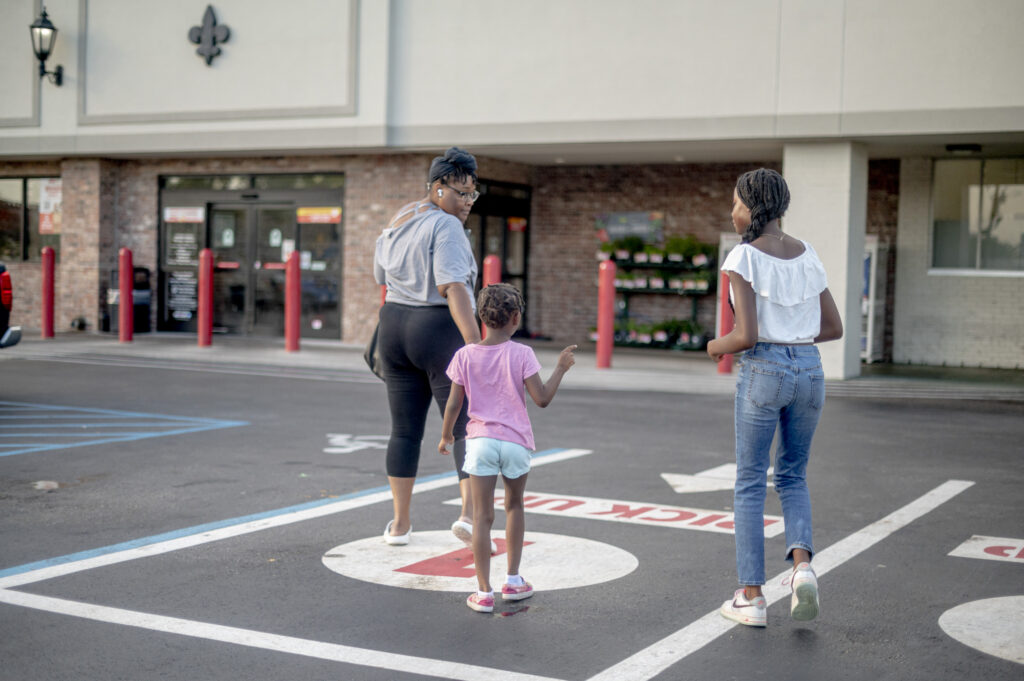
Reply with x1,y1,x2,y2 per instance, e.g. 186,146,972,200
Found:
708,168,843,628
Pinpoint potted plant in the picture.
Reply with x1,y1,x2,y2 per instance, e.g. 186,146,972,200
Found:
644,244,665,263
620,236,645,262
665,236,688,263
597,241,616,260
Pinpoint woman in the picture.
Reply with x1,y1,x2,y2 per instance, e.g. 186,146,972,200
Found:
708,168,842,627
373,147,483,546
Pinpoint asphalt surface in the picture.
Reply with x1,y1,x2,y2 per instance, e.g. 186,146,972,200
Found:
0,334,1022,681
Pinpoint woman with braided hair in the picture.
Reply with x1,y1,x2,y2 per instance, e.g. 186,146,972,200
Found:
708,168,843,627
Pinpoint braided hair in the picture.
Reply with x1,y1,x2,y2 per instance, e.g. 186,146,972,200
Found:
477,283,525,330
735,168,790,243
427,146,478,188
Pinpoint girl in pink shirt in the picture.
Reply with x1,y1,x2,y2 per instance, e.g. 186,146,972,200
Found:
439,283,576,613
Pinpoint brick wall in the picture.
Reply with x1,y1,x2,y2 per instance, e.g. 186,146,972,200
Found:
528,162,778,344
894,158,1024,368
2,152,532,344
527,160,903,349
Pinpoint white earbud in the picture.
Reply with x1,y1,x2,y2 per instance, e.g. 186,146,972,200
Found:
437,189,443,197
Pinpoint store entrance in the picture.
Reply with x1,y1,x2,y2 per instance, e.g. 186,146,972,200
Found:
208,204,295,336
158,174,344,338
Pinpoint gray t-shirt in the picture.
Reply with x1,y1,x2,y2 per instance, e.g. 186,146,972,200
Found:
374,202,478,309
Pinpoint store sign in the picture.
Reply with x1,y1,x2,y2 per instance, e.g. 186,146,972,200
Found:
164,207,206,223
508,217,528,232
166,271,198,321
297,207,342,224
595,211,664,243
38,179,63,234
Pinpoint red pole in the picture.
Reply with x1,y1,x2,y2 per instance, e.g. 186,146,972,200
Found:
198,248,213,347
118,248,133,343
41,246,54,338
481,254,502,339
285,250,300,352
718,271,734,373
596,260,616,369
380,284,386,307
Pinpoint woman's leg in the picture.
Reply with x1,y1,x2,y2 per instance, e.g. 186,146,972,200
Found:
733,355,793,597
775,354,825,566
380,307,433,536
502,472,529,577
470,474,498,592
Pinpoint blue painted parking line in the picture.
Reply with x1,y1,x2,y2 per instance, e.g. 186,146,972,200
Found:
0,448,573,581
0,401,247,458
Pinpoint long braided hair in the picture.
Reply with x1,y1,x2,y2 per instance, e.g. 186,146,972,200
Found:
735,168,790,243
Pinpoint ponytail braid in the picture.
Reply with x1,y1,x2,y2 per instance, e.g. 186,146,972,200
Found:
735,169,790,243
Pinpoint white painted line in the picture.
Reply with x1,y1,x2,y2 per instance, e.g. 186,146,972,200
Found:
585,479,975,681
446,490,785,537
0,448,592,590
0,589,564,681
949,535,1024,564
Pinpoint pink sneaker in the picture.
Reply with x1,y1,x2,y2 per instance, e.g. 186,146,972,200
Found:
501,581,534,601
466,592,494,613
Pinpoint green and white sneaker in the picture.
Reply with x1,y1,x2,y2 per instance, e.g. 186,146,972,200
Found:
787,562,819,621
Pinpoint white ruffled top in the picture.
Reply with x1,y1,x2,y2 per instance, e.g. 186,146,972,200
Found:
721,240,828,344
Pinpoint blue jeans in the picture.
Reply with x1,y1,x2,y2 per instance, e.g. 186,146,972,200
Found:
733,343,825,585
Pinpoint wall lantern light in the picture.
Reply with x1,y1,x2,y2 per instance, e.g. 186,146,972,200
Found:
29,7,64,86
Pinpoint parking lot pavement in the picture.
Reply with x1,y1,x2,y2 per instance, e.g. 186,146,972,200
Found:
1,335,1022,680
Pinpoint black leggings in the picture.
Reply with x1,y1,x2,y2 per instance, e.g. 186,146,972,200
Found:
378,303,469,479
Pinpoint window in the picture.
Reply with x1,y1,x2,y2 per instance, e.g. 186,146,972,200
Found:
933,159,1024,272
0,177,62,262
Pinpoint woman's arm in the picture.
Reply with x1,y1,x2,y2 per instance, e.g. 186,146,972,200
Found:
815,288,844,342
438,282,481,344
707,271,758,362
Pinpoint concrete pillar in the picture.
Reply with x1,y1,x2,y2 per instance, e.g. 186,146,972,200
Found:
782,143,867,379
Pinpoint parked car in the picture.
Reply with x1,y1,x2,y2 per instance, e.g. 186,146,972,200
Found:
0,262,21,348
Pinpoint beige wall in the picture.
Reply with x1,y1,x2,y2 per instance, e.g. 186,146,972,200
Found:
893,159,1024,369
2,0,1021,156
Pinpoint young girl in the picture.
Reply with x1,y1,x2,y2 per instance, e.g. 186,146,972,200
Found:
708,168,843,628
438,283,576,613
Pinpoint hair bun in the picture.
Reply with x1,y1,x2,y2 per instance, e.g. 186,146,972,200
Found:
429,147,478,184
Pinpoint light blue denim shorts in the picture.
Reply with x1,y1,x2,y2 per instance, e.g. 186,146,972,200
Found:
463,437,532,479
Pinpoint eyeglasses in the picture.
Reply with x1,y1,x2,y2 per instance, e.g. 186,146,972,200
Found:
442,181,480,203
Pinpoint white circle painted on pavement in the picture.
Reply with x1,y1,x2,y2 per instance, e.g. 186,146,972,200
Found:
322,530,638,592
938,596,1024,665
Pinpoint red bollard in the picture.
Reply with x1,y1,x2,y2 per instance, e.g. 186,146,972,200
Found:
285,251,300,352
483,255,501,287
380,284,386,307
481,255,502,339
718,271,734,373
198,248,213,347
596,260,616,369
118,248,133,343
41,246,54,338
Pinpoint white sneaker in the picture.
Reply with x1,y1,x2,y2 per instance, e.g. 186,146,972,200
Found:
788,562,819,621
720,589,767,627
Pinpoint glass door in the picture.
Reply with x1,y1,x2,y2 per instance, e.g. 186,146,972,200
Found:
209,205,250,334
253,207,296,336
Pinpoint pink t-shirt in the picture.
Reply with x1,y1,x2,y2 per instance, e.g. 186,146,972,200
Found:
446,341,543,451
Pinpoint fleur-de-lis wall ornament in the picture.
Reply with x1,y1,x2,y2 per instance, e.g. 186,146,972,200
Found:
188,5,230,66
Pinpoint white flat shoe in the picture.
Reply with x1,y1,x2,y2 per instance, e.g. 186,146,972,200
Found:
451,519,498,555
383,520,410,546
